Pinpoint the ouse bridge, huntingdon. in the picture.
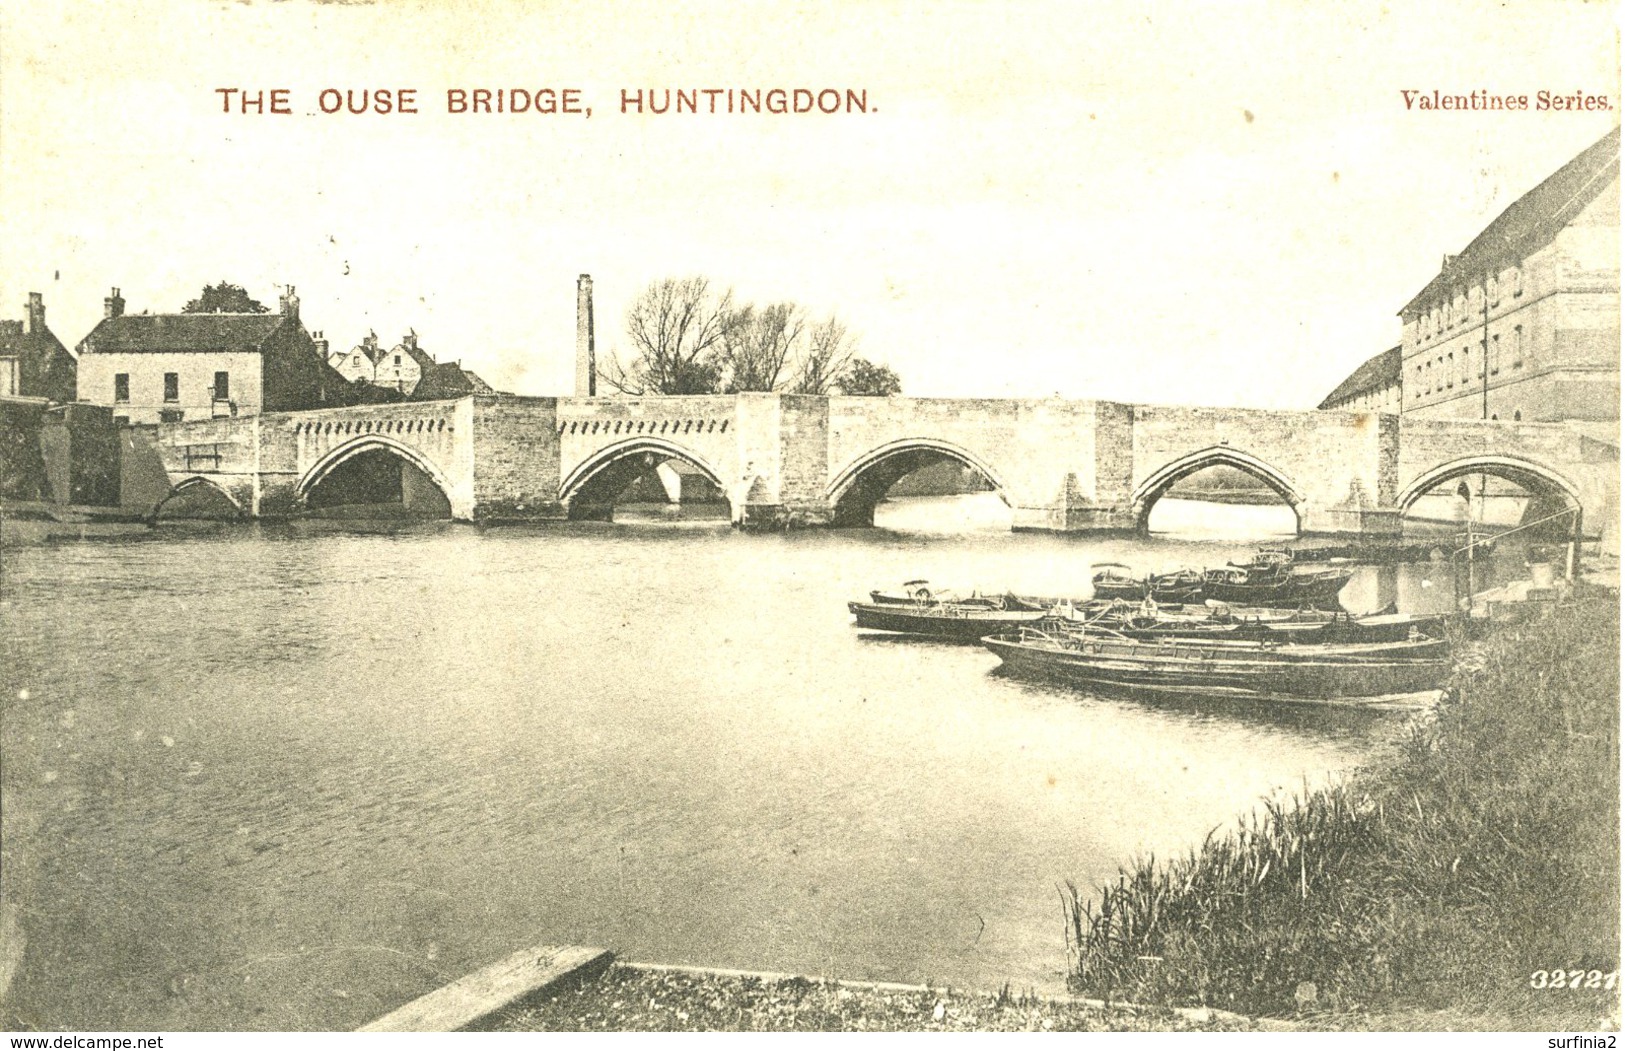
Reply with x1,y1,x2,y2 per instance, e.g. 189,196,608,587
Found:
133,392,1617,539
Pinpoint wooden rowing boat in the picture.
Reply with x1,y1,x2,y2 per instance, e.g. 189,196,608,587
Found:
848,600,1050,640
981,628,1451,701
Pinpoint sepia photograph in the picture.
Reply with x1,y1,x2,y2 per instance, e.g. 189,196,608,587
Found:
0,0,1619,1039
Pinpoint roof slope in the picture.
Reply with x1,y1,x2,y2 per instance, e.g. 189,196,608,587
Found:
1319,345,1401,409
79,313,288,354
1401,125,1620,315
413,362,495,399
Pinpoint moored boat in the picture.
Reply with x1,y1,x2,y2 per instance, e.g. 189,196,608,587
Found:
867,581,1035,608
1200,563,1354,608
848,600,1051,640
1091,565,1206,603
981,627,1451,702
1051,605,1446,645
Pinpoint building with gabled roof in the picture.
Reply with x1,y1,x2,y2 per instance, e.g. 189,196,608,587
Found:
76,286,358,424
0,292,77,403
1320,127,1619,431
330,327,496,400
330,331,389,386
1397,126,1618,425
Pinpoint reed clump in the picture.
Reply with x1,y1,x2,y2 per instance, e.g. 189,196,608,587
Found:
1064,594,1620,1024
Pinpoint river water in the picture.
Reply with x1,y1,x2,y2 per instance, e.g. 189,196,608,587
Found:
0,497,1506,1030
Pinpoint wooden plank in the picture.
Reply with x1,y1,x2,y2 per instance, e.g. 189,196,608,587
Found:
358,944,613,1032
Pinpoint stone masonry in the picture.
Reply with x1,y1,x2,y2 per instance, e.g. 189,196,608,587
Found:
142,393,1616,539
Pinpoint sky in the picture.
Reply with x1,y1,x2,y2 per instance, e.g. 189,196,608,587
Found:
0,0,1618,410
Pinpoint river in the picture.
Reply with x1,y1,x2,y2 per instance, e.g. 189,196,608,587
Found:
0,497,1515,1030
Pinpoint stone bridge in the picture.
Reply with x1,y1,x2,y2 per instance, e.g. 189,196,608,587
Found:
143,393,1618,539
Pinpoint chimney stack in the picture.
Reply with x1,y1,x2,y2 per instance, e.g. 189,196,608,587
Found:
403,330,418,352
104,287,125,319
26,292,44,333
279,285,300,320
575,274,595,397
312,330,329,357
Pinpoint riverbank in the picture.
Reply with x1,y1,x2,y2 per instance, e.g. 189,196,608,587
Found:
1063,589,1620,1029
491,964,1255,1032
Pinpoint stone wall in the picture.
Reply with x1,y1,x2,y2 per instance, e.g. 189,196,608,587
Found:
0,396,50,502
470,396,562,520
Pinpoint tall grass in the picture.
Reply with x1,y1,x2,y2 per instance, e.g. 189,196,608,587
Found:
1064,595,1620,1023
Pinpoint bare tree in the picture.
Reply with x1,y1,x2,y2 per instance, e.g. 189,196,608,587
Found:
721,302,805,393
603,276,899,398
601,277,735,395
788,316,857,395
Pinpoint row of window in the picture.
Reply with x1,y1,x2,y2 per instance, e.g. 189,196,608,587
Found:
1413,326,1524,399
1416,267,1524,340
114,371,230,403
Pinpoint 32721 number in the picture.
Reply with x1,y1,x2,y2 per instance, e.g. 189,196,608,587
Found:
1530,969,1619,990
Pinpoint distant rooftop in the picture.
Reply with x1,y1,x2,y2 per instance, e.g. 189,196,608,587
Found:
1319,345,1400,409
79,313,290,354
1401,125,1620,316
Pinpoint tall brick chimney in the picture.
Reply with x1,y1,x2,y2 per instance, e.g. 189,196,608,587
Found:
25,292,43,333
104,287,125,319
312,330,329,357
279,285,300,320
575,274,595,397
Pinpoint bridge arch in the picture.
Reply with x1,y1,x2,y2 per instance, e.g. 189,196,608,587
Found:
1132,446,1305,533
560,437,729,521
827,438,1010,528
1397,455,1583,538
295,434,457,513
152,476,245,519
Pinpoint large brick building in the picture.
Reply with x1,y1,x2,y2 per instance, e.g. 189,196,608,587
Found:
1322,127,1619,431
76,287,357,424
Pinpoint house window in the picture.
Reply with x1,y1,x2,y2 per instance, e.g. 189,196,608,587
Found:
214,371,230,400
1512,266,1523,297
114,373,129,402
394,355,402,366
159,409,184,423
1491,334,1500,375
163,372,179,402
1488,274,1499,307
1513,325,1524,367
1514,409,1522,421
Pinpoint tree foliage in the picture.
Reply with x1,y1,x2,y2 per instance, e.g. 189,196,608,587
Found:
836,356,902,396
603,276,896,397
183,281,270,314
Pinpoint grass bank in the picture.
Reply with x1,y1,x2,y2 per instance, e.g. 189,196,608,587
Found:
494,965,1253,1032
1064,593,1621,1028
